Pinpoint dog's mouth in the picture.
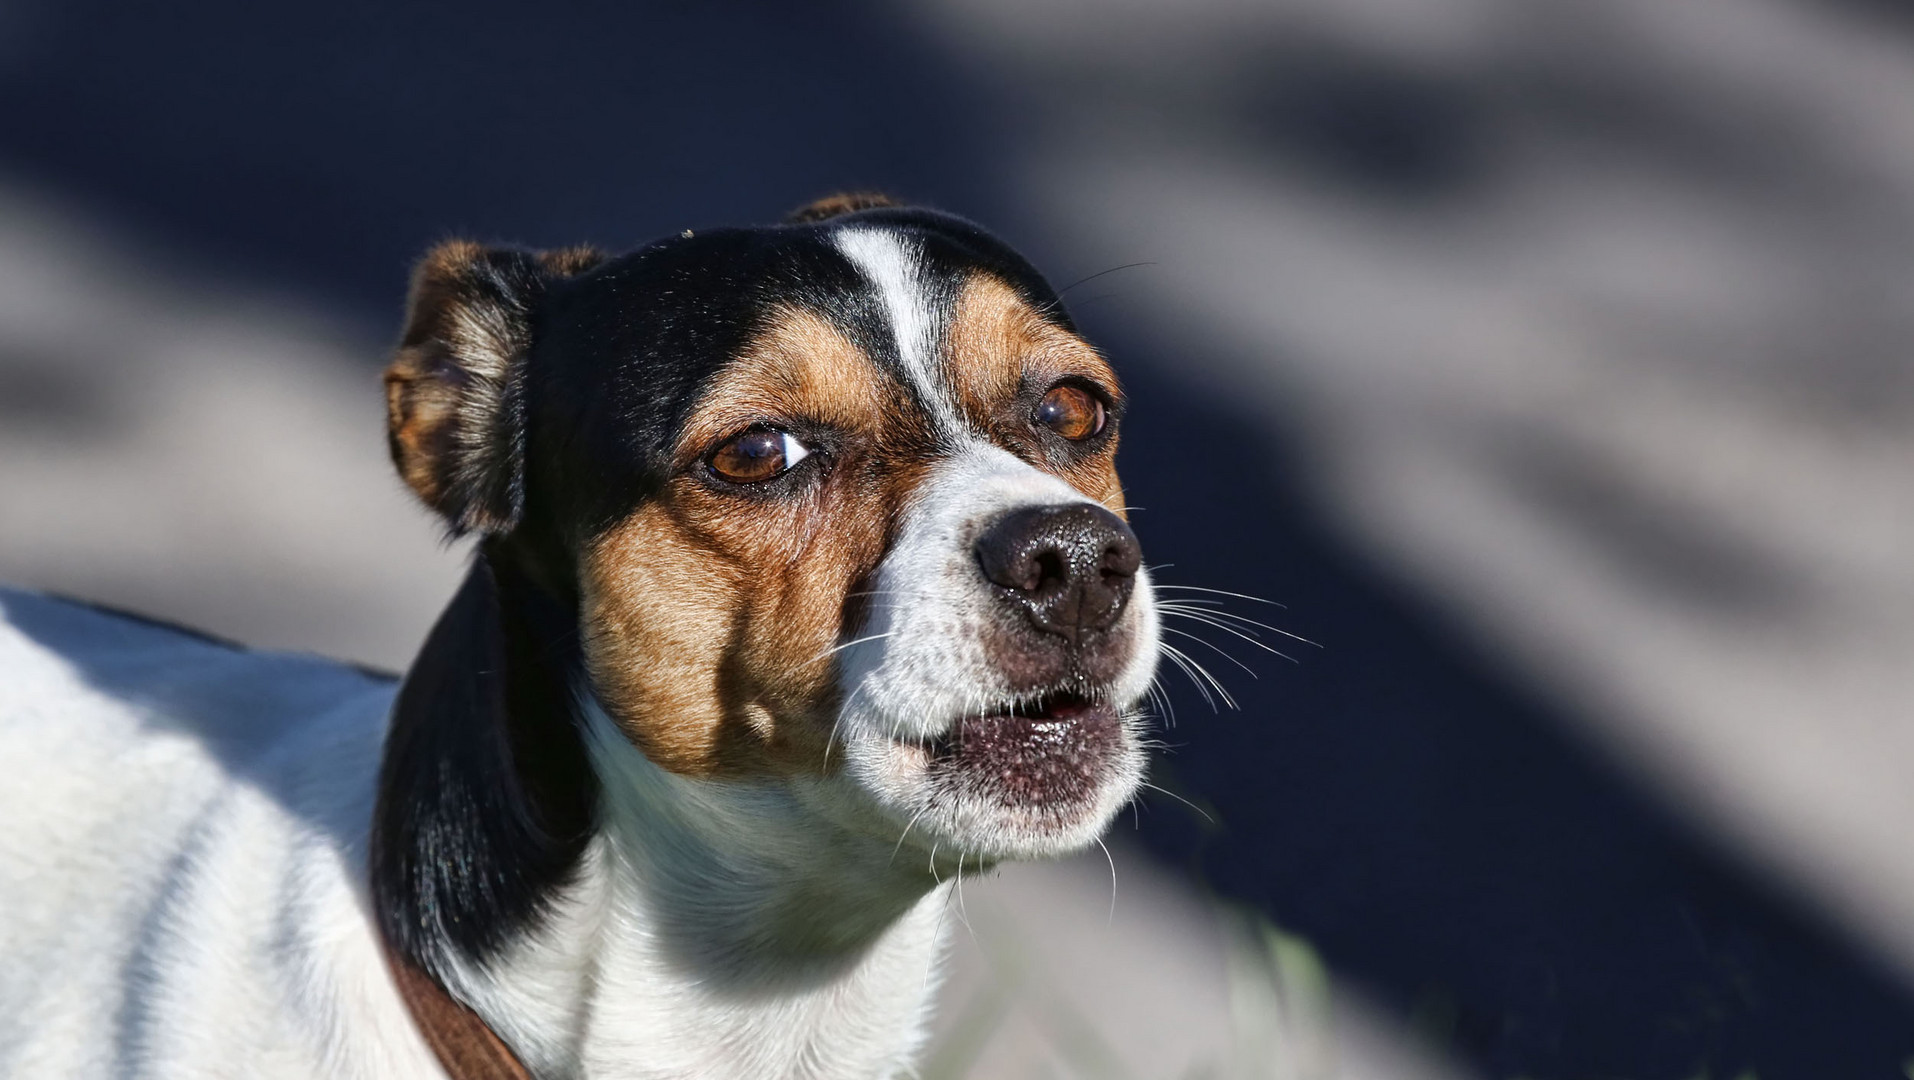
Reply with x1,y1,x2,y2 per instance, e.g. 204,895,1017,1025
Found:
922,691,1126,810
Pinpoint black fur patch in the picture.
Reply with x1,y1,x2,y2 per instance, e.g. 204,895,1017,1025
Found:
370,545,596,971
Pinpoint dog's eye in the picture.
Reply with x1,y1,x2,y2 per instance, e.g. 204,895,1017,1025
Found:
1034,384,1105,441
708,428,811,484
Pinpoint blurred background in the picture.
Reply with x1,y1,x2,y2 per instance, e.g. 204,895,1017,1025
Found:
2,1,1911,1076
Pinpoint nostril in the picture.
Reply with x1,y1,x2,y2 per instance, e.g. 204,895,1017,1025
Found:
980,526,1069,595
1032,549,1066,593
1100,536,1140,583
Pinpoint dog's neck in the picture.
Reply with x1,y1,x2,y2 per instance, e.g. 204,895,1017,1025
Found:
371,551,952,1078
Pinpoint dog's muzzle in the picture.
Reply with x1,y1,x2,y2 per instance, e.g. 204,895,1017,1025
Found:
830,447,1157,856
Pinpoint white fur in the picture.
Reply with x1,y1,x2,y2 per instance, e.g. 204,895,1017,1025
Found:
441,697,954,1079
0,590,442,1079
832,228,960,437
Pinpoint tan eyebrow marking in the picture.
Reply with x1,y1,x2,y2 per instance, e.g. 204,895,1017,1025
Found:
943,273,1127,513
674,305,891,465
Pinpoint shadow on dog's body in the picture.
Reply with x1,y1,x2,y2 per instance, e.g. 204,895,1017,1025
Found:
0,594,439,1077
0,199,1160,1078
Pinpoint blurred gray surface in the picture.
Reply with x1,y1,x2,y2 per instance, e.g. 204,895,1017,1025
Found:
0,191,466,667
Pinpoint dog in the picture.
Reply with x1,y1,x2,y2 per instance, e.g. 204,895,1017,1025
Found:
0,194,1161,1079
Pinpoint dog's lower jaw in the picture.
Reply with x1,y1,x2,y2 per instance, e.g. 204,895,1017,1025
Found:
436,693,956,1080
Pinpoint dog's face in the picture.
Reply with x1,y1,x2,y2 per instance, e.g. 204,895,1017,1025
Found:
384,200,1157,862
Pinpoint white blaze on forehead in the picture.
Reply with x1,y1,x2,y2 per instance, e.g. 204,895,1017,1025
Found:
832,227,961,435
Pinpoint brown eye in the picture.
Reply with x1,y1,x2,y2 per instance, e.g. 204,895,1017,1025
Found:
1034,384,1105,441
708,428,811,484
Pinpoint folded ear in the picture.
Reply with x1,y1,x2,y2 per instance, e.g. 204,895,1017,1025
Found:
785,191,898,224
384,241,604,534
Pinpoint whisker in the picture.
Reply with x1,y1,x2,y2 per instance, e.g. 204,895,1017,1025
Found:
1056,260,1157,298
823,679,874,772
1157,603,1316,648
818,631,895,660
1160,642,1238,710
889,805,930,866
1158,643,1231,711
1143,676,1176,730
1155,597,1228,610
1155,645,1214,710
1159,609,1302,661
1152,584,1286,608
1094,835,1118,925
953,851,979,943
1136,781,1215,824
1163,626,1258,680
841,588,938,600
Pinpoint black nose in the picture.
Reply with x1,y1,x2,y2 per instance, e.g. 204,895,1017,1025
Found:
975,504,1142,643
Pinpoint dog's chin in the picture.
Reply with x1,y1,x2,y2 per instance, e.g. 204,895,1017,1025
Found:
844,692,1145,864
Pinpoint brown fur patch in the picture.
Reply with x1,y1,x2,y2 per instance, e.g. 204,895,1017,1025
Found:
785,191,899,224
384,241,605,533
384,348,461,513
944,274,1129,515
537,244,608,277
579,307,933,777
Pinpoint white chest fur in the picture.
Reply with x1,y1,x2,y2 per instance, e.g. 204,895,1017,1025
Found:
445,698,955,1080
517,851,952,1080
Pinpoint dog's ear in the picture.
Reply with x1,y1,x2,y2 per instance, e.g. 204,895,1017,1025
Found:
384,241,604,535
785,191,899,224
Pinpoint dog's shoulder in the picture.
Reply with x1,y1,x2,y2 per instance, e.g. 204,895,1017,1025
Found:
0,586,395,735
0,588,424,1077
0,586,399,829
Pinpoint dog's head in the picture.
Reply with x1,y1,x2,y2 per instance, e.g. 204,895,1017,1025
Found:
384,197,1158,863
